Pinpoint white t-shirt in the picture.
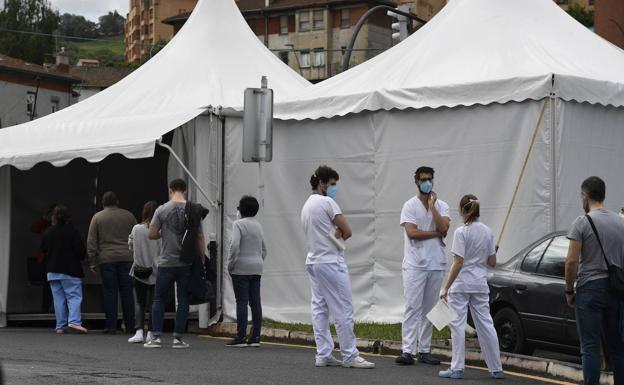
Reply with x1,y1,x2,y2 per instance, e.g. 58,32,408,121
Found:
450,221,496,293
301,194,345,265
400,196,450,270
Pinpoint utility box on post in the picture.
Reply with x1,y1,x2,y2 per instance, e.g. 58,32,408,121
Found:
243,76,273,163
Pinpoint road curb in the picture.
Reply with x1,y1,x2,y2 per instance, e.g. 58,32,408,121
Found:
201,322,614,385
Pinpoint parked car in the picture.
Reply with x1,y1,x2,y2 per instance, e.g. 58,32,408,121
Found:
484,232,580,355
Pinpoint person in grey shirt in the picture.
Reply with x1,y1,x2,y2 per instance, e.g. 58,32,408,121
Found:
565,176,624,385
127,201,161,344
226,196,266,348
144,179,204,349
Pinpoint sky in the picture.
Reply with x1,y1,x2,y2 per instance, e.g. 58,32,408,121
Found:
48,0,129,22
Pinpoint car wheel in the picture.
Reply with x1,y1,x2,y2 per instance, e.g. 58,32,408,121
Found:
493,308,533,355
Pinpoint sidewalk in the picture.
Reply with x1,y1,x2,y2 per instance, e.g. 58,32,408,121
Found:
201,322,614,385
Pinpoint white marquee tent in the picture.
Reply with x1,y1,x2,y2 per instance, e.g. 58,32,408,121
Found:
0,0,309,325
1,0,624,326
222,0,624,323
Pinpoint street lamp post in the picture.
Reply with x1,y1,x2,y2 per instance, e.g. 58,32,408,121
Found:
284,43,303,76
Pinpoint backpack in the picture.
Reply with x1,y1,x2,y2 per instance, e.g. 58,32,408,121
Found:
180,201,209,264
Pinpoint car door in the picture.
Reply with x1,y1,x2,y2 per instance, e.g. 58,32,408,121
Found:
511,235,570,345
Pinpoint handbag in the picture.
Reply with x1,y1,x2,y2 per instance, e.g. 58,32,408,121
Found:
133,264,153,280
586,215,624,298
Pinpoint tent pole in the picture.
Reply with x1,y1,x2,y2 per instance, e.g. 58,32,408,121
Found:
157,139,219,209
497,99,549,249
549,96,557,232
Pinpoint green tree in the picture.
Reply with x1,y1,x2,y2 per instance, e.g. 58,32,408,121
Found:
0,0,59,64
567,3,594,28
59,13,97,38
98,11,125,36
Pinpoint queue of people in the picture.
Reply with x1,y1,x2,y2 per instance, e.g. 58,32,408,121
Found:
37,167,623,384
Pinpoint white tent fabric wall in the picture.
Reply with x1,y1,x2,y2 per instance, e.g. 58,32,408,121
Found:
168,115,224,324
219,99,558,323
0,166,11,326
555,101,624,228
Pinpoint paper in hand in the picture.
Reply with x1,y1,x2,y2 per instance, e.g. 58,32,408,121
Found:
328,231,346,251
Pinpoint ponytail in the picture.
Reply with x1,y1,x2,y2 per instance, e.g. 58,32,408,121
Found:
459,194,480,224
309,165,339,190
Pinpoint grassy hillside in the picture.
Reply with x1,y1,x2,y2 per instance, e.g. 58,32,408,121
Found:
63,35,126,65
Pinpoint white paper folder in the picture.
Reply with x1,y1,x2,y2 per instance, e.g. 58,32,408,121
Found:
328,231,346,251
426,299,458,331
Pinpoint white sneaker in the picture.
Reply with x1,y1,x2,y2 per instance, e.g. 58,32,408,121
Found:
315,355,342,367
146,331,154,342
342,356,375,369
143,338,161,348
128,330,144,343
172,338,190,349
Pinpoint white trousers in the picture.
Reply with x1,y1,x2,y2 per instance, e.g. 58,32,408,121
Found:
306,262,359,363
448,292,502,372
402,269,444,354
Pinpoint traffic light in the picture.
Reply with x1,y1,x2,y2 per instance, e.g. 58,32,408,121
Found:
387,4,411,44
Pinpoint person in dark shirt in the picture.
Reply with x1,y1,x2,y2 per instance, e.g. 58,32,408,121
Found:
41,205,88,334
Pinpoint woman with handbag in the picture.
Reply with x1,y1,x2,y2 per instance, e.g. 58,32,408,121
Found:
128,201,161,344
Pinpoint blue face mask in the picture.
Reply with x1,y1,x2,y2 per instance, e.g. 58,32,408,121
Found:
419,181,433,194
326,185,338,199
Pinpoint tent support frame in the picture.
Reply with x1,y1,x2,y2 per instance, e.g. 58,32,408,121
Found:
157,139,220,209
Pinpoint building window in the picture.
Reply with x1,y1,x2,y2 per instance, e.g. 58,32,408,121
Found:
300,50,311,68
313,9,324,30
280,15,288,35
26,91,38,118
51,96,60,113
299,11,310,32
279,51,289,65
313,48,324,67
340,9,350,29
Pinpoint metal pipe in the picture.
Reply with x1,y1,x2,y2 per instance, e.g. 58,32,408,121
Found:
156,138,219,209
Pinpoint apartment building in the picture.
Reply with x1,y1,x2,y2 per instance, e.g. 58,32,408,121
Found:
125,0,198,62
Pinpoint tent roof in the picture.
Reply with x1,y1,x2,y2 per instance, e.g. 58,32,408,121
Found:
275,0,624,120
0,0,309,170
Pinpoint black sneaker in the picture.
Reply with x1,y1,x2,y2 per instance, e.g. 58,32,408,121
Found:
226,338,248,348
247,338,261,348
417,352,441,365
395,352,415,365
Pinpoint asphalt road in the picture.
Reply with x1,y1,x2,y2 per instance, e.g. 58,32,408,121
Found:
0,328,568,385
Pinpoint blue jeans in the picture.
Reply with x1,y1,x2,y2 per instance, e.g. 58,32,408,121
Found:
231,274,262,340
49,278,83,329
100,262,135,332
575,278,624,385
152,266,191,338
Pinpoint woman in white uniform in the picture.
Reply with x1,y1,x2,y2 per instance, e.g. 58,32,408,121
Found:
439,194,504,380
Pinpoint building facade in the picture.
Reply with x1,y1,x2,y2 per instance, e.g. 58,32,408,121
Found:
0,54,78,128
595,0,624,49
125,0,199,63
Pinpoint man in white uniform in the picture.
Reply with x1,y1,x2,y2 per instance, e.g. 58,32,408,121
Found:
301,165,375,369
396,166,450,365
